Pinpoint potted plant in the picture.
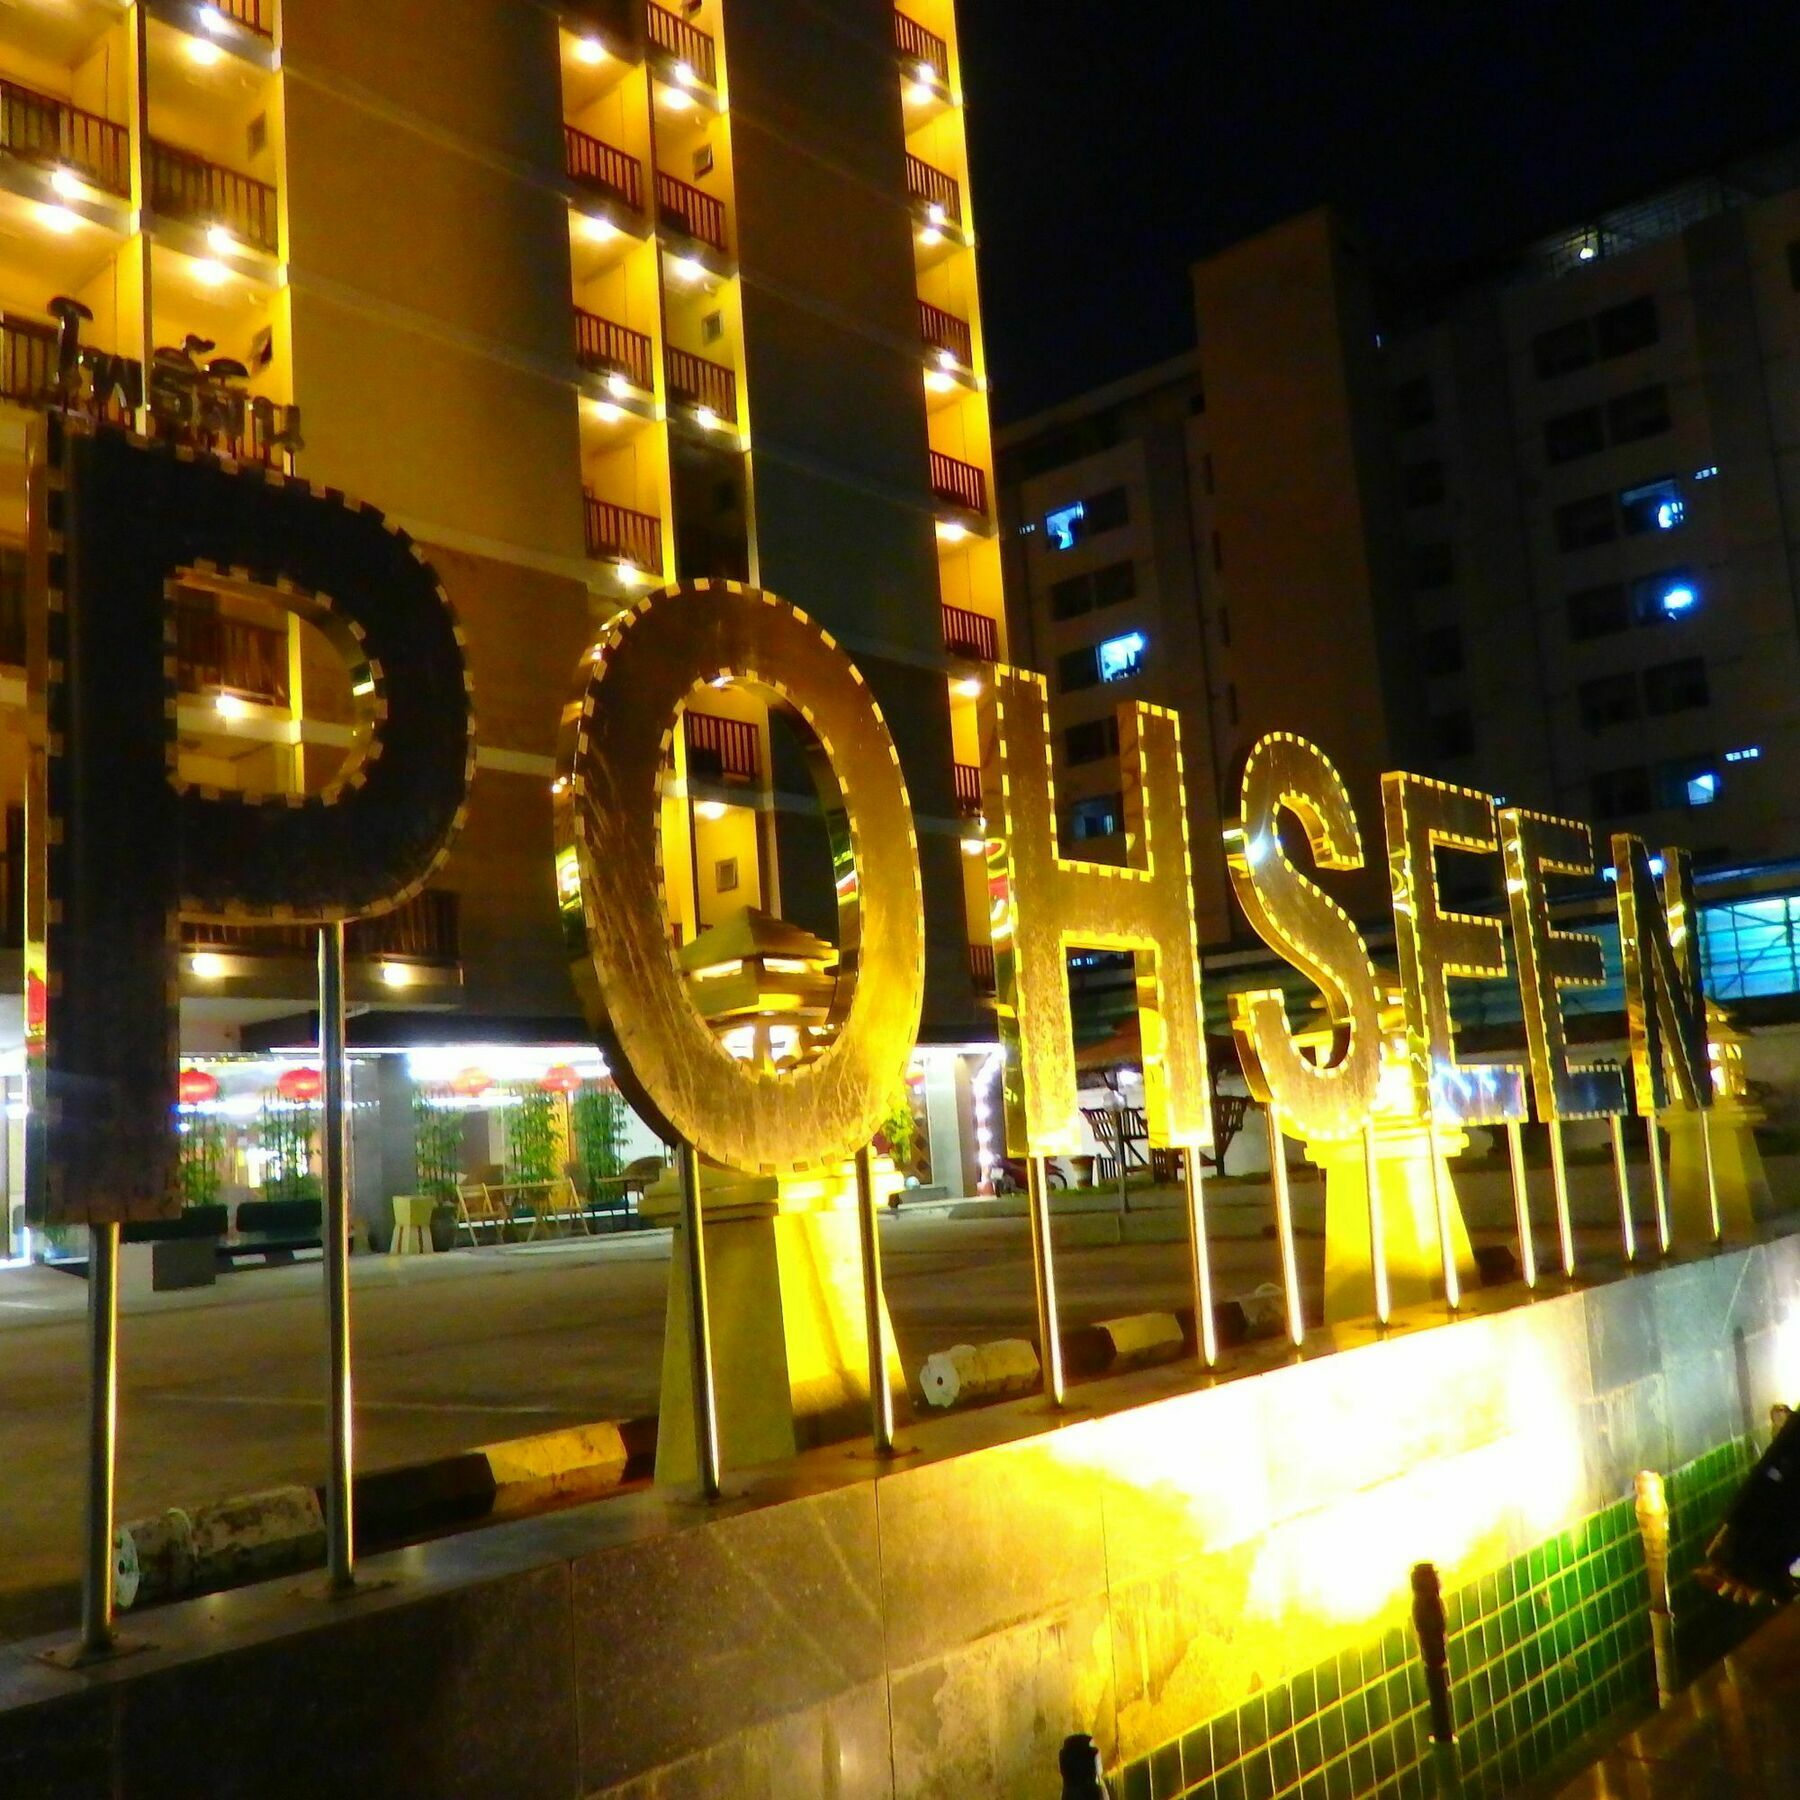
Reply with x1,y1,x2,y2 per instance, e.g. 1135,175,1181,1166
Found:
411,1091,466,1252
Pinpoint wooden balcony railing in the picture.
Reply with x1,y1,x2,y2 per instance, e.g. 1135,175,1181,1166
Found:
665,345,737,424
575,308,653,390
656,169,727,252
147,139,277,251
174,602,290,707
952,762,983,816
215,0,274,36
894,10,950,75
918,299,973,368
564,125,643,211
905,153,962,225
647,2,718,87
968,942,996,993
0,76,130,196
0,314,54,411
187,890,463,964
684,710,758,781
941,602,998,662
930,449,986,515
584,492,664,573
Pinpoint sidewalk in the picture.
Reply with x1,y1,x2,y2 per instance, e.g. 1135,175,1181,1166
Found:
1550,1601,1800,1797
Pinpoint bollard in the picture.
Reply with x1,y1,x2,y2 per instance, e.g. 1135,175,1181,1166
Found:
1411,1562,1464,1797
1058,1733,1110,1798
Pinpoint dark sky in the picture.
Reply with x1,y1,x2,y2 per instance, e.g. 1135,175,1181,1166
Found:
959,1,1800,423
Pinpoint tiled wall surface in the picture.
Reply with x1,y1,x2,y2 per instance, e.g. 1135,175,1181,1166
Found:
1,1236,1793,1799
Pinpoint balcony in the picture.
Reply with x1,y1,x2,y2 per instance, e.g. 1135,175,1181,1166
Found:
665,345,737,424
968,942,995,994
564,125,643,212
174,601,290,707
0,313,55,412
919,298,973,369
930,449,986,516
0,77,129,197
575,308,653,390
212,0,274,36
894,10,950,77
941,602,997,662
186,890,463,965
147,139,277,252
584,492,664,574
656,169,727,253
684,710,759,782
647,2,717,88
952,762,983,816
905,153,962,227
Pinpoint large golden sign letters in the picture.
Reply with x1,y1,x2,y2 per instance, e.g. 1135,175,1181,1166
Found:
1613,835,1710,1113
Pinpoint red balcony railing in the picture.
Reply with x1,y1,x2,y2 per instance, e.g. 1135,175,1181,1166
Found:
905,153,962,225
564,125,642,211
918,299,973,369
584,492,664,573
575,308,653,390
684,710,759,781
930,449,986,515
656,169,727,252
215,0,274,36
941,602,997,662
665,345,737,424
174,603,290,707
952,762,983,816
647,2,717,88
968,942,996,993
147,139,277,252
187,891,462,963
0,77,130,197
894,10,950,76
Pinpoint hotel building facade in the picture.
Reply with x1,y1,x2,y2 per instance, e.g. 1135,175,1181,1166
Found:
0,0,1008,1247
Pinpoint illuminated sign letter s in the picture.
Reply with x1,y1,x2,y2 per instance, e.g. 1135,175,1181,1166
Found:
26,422,475,1225
978,671,1211,1158
1225,734,1383,1140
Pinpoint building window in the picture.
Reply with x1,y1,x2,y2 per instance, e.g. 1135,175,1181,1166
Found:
1056,645,1099,693
1567,582,1631,640
1544,406,1605,465
1043,485,1129,551
1050,559,1135,621
1392,375,1436,429
1421,624,1464,676
1064,718,1120,765
715,856,739,894
1411,541,1456,590
1607,384,1671,444
1595,295,1660,359
1403,459,1447,507
1630,568,1700,623
1044,501,1086,551
1068,793,1123,841
1577,672,1639,731
1084,487,1129,533
1643,656,1709,715
1591,766,1651,817
1430,710,1475,758
1533,318,1594,379
1050,572,1091,621
1555,494,1617,550
1620,476,1685,535
1096,631,1147,683
1652,754,1718,809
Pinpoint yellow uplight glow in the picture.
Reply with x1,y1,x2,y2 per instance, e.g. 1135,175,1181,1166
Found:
694,405,720,431
925,369,957,394
694,800,728,821
961,837,985,857
593,400,624,424
954,676,983,698
186,35,224,66
581,214,620,244
197,4,231,34
206,224,236,255
191,258,230,288
668,255,706,284
574,36,608,65
380,962,415,989
672,59,698,87
615,561,643,586
189,953,228,981
935,519,968,543
40,205,78,235
215,694,250,721
50,168,82,200
661,86,694,112
906,80,935,106
919,226,943,247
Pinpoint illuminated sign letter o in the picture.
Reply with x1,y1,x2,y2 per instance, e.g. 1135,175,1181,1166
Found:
556,582,925,1175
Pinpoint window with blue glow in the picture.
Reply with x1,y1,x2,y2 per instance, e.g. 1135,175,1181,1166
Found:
1630,568,1698,623
1044,501,1086,550
1097,631,1146,682
1620,477,1685,535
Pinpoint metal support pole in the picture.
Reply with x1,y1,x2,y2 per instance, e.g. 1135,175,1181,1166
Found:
1363,1120,1389,1326
1548,1119,1576,1279
1113,1101,1128,1216
1699,1107,1723,1243
1423,1113,1459,1312
1264,1104,1305,1349
1411,1562,1465,1798
1504,1119,1536,1290
1608,1113,1636,1264
1644,1116,1671,1254
1025,1155,1066,1406
319,921,355,1593
677,1140,722,1498
853,1147,895,1456
78,1220,120,1657
1181,1149,1217,1367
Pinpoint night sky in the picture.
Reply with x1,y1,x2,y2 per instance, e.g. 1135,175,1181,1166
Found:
959,0,1800,423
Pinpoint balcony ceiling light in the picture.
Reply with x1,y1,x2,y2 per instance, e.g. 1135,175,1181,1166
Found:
189,952,228,981
695,404,720,431
197,5,231,34
668,254,706,283
954,676,984,698
906,80,935,106
927,202,947,227
50,167,83,200
186,35,224,66
593,399,624,424
615,560,643,586
573,36,608,65
935,519,968,543
925,369,956,394
695,800,728,821
191,257,230,287
605,371,631,397
660,85,694,111
936,347,958,370
580,213,620,244
215,693,249,720
672,59,698,87
206,223,237,255
39,204,79,235
915,60,937,84
960,836,985,857
380,962,415,989
918,226,943,247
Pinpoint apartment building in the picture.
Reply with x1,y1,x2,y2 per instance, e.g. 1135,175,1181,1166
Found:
1000,153,1800,1019
0,0,1007,1245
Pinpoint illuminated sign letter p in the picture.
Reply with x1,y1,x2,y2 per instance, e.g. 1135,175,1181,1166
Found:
26,422,474,1225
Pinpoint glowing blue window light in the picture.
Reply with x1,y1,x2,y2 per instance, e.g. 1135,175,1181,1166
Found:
1687,771,1718,806
1657,497,1686,530
1097,631,1147,682
1045,501,1085,550
1659,581,1697,616
1724,746,1761,764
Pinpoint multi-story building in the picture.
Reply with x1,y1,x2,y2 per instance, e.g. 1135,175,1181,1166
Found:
0,0,1007,1247
1000,152,1800,1023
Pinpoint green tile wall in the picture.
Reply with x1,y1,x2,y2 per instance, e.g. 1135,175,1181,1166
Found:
1116,1438,1761,1800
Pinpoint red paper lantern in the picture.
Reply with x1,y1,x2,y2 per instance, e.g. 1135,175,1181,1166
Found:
178,1067,219,1105
449,1066,492,1098
276,1066,324,1104
540,1063,582,1095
